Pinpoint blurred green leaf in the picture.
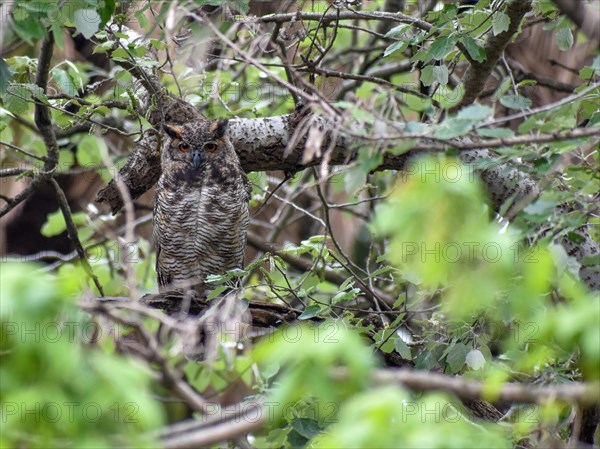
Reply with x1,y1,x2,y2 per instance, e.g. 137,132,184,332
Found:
74,9,100,39
556,27,574,51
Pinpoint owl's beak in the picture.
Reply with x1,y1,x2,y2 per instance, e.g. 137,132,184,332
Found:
190,149,202,169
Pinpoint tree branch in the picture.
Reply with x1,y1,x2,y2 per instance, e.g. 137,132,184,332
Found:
342,368,600,405
95,109,600,290
49,178,104,297
155,401,265,449
453,0,533,111
0,32,59,218
242,10,432,31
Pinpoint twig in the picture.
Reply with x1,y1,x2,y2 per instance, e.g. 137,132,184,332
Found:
246,232,396,306
155,400,266,449
1,141,47,161
48,178,104,296
0,167,29,178
101,138,138,299
191,10,338,117
301,65,432,103
478,81,600,129
331,367,600,405
242,10,433,31
348,127,600,150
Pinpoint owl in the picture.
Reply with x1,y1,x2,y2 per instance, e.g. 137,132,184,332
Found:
153,119,251,297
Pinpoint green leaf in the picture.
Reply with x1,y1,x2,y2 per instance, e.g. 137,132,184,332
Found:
414,345,444,370
582,254,600,266
393,337,412,360
93,40,116,54
557,27,574,51
207,285,228,301
76,134,103,166
287,430,309,448
445,342,469,373
456,104,493,122
74,9,101,39
331,288,360,304
51,68,77,96
58,149,74,169
579,66,597,80
388,139,417,155
433,65,449,87
384,40,409,58
429,35,458,60
291,418,321,439
41,210,87,238
524,200,557,215
11,16,46,45
298,305,321,320
111,47,130,61
500,93,532,110
385,24,411,38
4,84,45,115
51,23,66,50
0,58,12,95
461,35,486,62
98,0,116,26
434,118,473,139
492,11,510,35
477,127,515,138
420,65,435,87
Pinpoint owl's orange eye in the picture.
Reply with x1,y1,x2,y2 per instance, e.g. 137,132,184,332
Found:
205,142,217,152
179,143,190,152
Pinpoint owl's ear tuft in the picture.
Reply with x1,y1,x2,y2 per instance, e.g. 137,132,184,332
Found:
163,124,182,140
210,119,229,139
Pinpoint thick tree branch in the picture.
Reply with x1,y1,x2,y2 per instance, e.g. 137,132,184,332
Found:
0,33,59,218
155,401,265,449
453,0,533,111
95,109,600,290
153,366,599,448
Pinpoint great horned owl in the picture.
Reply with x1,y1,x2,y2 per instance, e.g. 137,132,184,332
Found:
153,119,250,296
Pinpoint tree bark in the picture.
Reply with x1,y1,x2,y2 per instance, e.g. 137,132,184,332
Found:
96,109,599,291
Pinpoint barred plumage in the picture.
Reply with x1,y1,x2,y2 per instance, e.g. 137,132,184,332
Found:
153,119,250,296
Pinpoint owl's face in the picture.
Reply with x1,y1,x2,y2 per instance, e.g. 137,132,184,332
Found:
163,120,230,170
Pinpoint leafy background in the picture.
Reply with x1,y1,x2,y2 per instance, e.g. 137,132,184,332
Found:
1,0,599,448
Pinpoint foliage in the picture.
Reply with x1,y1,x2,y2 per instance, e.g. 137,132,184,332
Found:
0,263,164,448
1,0,599,448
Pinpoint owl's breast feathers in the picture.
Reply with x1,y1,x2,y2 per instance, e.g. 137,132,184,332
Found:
153,158,250,293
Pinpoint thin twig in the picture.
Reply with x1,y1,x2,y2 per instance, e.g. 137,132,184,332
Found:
48,178,105,296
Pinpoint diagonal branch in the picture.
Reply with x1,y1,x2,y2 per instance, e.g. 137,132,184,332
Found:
49,179,104,296
452,0,533,112
95,110,599,291
341,367,600,405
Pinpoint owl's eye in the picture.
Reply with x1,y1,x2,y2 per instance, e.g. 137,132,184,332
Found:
205,142,217,152
179,143,190,152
